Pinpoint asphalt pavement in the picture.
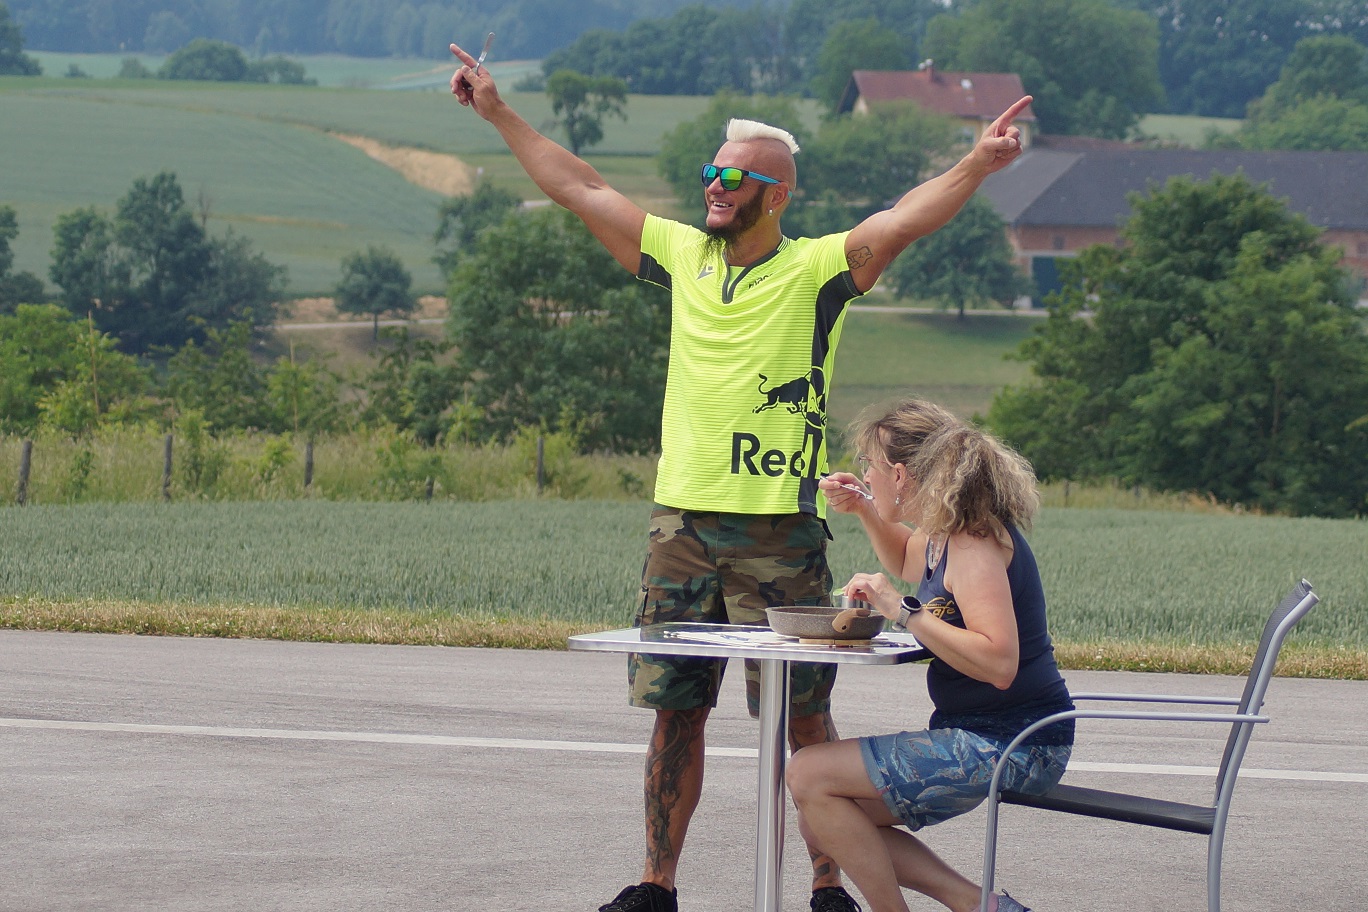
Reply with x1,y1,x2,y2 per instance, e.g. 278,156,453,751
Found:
2,630,1365,912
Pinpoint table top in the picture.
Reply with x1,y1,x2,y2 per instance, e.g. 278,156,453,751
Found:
568,622,931,666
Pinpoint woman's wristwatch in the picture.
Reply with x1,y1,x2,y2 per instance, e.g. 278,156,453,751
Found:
892,595,922,631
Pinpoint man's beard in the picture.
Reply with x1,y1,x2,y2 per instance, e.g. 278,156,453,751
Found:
704,189,768,249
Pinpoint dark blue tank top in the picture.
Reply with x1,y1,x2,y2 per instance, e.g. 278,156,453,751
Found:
916,524,1073,746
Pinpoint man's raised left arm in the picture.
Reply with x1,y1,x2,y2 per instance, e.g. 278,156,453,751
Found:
843,96,1032,293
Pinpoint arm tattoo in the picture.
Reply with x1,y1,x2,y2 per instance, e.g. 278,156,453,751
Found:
846,246,874,270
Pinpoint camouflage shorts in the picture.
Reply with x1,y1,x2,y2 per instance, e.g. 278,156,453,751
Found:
627,505,836,717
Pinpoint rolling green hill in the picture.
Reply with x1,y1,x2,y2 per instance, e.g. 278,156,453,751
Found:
0,70,730,295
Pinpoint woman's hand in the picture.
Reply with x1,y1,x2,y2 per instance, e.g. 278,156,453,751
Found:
819,472,873,515
841,572,903,623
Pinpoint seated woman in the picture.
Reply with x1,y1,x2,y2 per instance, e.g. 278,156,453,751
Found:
788,398,1073,912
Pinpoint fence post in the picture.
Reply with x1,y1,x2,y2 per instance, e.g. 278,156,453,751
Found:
162,434,173,501
1063,479,1070,507
304,440,314,489
16,439,32,506
536,435,546,493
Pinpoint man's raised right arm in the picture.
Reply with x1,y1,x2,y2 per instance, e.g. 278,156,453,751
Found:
450,42,646,272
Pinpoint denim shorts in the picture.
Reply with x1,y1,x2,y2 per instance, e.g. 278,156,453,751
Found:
859,727,1071,831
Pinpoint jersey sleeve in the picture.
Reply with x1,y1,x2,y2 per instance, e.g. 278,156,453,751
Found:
638,214,694,289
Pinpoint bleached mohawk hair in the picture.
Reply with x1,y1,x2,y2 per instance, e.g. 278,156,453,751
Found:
726,118,800,154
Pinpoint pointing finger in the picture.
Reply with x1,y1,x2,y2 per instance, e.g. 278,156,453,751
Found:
449,43,475,67
991,95,1033,135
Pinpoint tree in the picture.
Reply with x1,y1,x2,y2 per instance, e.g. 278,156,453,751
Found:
884,196,1031,318
164,322,273,432
924,0,1163,138
334,246,416,340
0,205,45,313
545,69,628,156
49,172,285,353
811,19,910,113
1239,93,1368,150
1259,34,1368,114
784,0,942,79
246,55,316,85
1234,34,1368,149
541,5,780,96
267,346,346,438
117,57,152,79
447,207,669,453
988,172,1368,517
0,304,149,434
359,328,466,447
159,38,250,82
194,230,288,331
434,180,523,278
0,1,40,75
1134,0,1318,118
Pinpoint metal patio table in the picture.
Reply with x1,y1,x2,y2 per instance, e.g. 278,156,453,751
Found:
568,622,929,912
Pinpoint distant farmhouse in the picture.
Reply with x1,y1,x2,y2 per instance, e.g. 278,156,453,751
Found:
978,149,1368,303
842,66,1368,305
838,65,1037,149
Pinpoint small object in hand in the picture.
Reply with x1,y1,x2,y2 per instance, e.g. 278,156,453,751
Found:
473,31,494,75
830,480,873,500
460,32,495,91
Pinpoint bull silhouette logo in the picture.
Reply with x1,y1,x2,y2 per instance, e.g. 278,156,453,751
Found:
753,369,827,428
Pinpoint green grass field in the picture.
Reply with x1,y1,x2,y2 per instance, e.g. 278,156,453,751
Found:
1,500,1360,655
828,308,1037,427
0,70,732,294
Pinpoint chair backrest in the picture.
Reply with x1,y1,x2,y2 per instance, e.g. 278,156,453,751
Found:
1214,578,1318,798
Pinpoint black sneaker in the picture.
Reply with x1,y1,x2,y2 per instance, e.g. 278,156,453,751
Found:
598,883,678,912
810,886,862,912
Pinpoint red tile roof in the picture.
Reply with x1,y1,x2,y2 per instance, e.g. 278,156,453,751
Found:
840,68,1036,122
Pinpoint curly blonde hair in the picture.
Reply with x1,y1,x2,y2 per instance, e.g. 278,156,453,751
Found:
851,398,1039,544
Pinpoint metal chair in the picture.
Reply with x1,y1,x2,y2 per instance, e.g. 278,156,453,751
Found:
979,579,1319,912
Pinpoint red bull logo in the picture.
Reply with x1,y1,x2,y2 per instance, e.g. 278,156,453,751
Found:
731,432,807,477
753,371,815,414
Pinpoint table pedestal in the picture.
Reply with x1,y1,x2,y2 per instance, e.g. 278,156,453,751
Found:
754,658,791,912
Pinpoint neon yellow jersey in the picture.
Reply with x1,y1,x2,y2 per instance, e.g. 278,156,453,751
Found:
637,214,863,517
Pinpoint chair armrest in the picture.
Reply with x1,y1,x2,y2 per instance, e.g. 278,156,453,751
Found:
985,707,1268,802
1070,691,1241,706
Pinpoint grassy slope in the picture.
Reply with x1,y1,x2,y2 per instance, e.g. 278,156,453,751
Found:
828,309,1036,428
0,72,721,294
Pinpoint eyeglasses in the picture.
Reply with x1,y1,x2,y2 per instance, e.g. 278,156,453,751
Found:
701,163,781,191
857,453,892,474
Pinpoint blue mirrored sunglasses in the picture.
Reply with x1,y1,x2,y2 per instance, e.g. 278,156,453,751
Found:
701,163,781,191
